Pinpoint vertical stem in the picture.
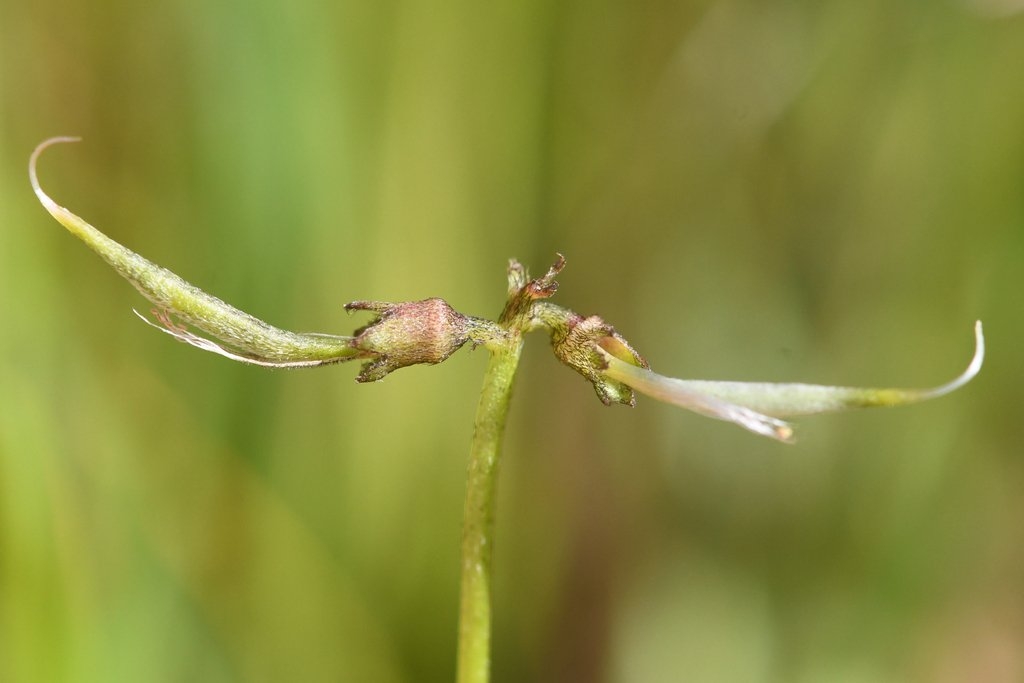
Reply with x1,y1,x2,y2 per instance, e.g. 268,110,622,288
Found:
457,336,523,683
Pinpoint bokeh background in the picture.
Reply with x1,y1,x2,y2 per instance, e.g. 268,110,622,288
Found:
2,1,1023,681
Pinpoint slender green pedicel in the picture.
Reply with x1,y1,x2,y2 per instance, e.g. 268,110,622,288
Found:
30,137,361,367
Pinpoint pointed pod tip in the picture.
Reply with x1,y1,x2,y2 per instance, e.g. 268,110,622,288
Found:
30,136,82,170
29,136,83,206
961,319,985,387
854,318,984,405
37,136,83,147
974,319,984,351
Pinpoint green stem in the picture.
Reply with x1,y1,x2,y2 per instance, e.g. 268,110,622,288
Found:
457,335,523,683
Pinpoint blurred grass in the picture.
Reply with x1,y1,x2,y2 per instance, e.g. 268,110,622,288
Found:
2,0,1023,681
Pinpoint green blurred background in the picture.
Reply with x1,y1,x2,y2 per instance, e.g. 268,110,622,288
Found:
2,0,1023,681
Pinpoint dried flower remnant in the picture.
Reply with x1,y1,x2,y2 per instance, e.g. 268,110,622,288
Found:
345,298,501,382
539,306,648,406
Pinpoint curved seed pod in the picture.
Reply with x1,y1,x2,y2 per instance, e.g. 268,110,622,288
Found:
598,322,983,442
30,137,362,367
